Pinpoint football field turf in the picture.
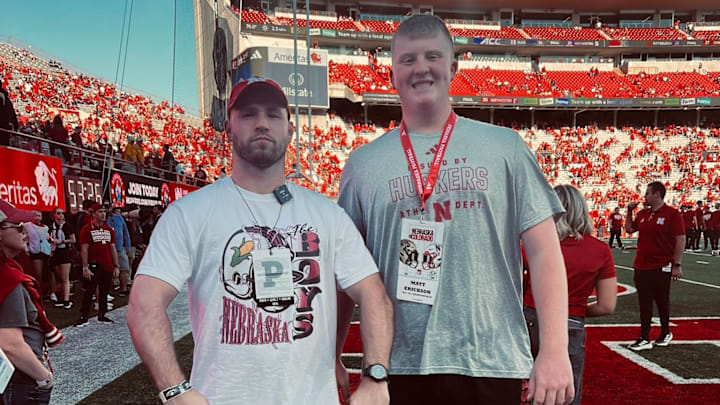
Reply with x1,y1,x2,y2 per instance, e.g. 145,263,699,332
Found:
49,243,720,404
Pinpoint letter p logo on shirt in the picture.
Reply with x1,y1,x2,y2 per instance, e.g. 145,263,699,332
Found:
262,260,284,288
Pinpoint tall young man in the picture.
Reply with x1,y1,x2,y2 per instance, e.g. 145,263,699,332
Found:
625,182,685,351
337,14,573,405
127,77,393,405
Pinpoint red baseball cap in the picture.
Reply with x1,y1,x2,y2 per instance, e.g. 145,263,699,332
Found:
89,203,103,212
227,76,290,119
0,199,35,223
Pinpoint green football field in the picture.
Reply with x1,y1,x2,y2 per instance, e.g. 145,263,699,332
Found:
589,245,720,324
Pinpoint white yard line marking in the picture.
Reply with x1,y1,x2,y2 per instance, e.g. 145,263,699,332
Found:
586,316,720,327
603,340,720,384
615,265,720,289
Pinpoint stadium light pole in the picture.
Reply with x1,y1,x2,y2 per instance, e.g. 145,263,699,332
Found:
288,0,302,180
305,0,314,191
286,0,309,183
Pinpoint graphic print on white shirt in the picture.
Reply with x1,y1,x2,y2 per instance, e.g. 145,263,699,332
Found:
219,223,322,345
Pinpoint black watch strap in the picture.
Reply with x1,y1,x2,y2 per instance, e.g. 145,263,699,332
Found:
362,364,390,382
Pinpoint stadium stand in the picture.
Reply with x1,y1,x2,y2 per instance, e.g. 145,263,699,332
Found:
328,61,393,93
543,70,639,98
276,16,359,31
603,27,687,40
627,72,720,97
692,30,720,40
456,68,555,97
234,8,273,24
448,26,526,39
523,27,606,41
360,20,400,34
0,42,228,182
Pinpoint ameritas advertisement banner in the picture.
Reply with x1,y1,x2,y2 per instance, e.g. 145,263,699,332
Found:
0,147,65,211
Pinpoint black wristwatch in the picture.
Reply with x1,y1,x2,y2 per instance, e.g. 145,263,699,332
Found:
362,364,390,382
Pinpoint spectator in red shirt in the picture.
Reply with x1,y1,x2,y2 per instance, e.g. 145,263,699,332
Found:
608,207,624,248
75,203,119,327
524,185,617,405
625,182,685,351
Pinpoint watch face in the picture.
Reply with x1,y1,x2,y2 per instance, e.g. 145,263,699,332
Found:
369,365,388,380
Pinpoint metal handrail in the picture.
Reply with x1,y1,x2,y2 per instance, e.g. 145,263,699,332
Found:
0,128,209,188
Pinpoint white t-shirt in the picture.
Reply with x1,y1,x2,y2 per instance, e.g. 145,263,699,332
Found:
138,178,378,404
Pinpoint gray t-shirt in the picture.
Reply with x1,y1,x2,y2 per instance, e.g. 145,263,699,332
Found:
0,285,45,363
338,116,563,378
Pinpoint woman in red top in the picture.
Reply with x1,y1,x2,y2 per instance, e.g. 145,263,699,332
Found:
524,185,617,405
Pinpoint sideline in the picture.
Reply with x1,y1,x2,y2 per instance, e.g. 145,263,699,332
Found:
615,265,720,289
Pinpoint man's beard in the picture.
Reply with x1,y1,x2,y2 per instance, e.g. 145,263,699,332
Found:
234,135,287,169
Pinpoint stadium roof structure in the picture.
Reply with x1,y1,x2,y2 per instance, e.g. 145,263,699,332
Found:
397,0,720,11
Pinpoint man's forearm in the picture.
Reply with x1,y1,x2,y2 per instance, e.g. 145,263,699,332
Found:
625,209,635,234
336,290,355,360
529,248,569,353
358,288,393,366
81,244,89,267
673,236,686,264
111,246,119,266
126,303,186,389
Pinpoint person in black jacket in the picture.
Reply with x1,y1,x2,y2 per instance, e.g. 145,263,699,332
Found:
0,85,19,146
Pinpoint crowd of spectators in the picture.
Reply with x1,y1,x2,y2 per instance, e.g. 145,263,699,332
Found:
0,49,228,185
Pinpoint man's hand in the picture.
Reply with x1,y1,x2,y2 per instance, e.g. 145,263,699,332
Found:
527,349,574,405
671,264,682,280
627,201,638,210
166,390,209,404
113,266,120,279
336,359,350,404
83,267,92,280
349,379,389,405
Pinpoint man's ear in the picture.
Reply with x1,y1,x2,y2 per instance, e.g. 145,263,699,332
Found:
287,121,295,140
450,60,458,78
390,69,395,89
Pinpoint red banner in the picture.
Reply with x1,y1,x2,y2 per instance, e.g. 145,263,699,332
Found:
170,182,198,203
0,147,66,211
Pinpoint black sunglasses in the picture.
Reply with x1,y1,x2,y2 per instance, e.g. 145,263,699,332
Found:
0,222,26,232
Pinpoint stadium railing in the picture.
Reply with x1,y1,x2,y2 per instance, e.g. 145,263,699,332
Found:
0,128,208,189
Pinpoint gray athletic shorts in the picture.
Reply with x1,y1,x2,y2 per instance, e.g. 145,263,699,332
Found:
117,250,131,272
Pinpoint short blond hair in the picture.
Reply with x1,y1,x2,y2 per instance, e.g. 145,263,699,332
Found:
554,185,594,240
392,14,454,58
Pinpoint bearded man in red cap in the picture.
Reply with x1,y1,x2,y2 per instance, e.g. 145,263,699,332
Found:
127,77,393,405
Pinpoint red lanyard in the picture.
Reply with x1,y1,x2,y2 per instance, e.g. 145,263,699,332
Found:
399,111,457,214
